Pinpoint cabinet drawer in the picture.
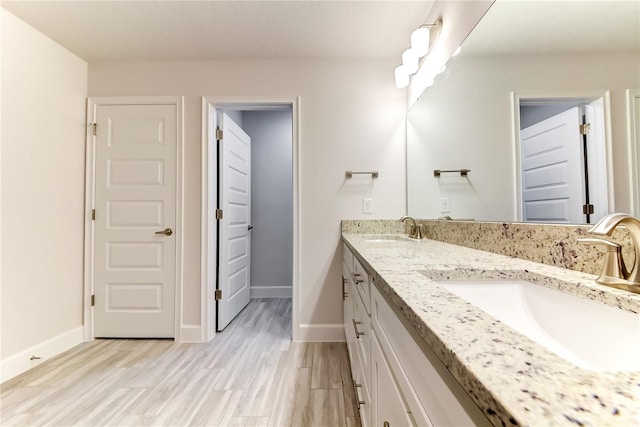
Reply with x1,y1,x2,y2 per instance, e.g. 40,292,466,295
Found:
343,262,357,370
353,256,371,314
343,243,354,270
353,287,371,391
352,344,371,427
371,285,491,427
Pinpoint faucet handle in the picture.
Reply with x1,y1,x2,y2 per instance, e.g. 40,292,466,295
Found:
578,238,628,280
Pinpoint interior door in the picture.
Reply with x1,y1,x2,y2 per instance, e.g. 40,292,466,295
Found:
93,103,177,338
520,106,584,223
217,112,252,331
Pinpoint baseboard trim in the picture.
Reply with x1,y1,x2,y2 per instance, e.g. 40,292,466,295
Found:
296,323,345,342
1,326,84,384
250,286,292,298
180,325,203,343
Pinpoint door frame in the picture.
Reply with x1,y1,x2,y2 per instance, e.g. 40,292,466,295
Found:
83,96,185,341
510,90,614,222
201,96,300,342
627,89,640,217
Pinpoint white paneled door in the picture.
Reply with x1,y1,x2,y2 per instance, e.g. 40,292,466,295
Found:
93,104,177,338
217,113,252,331
520,107,584,223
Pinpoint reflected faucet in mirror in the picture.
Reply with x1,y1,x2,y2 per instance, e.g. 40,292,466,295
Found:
579,213,640,294
400,216,424,239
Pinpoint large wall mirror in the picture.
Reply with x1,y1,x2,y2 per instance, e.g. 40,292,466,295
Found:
407,0,640,224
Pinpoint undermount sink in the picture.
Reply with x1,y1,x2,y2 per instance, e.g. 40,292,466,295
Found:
434,279,640,372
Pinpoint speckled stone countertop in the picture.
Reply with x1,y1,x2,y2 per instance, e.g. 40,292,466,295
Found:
342,233,640,427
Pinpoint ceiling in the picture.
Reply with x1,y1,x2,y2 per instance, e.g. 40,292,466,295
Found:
461,0,640,56
1,0,436,62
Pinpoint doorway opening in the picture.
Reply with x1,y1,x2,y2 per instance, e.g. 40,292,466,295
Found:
201,97,299,342
512,92,613,224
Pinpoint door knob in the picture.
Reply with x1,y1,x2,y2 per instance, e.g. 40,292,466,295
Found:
155,228,173,236
248,225,254,230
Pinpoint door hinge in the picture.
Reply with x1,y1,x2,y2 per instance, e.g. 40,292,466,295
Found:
215,289,222,300
215,209,223,220
91,209,95,220
91,123,97,136
91,294,95,306
580,123,591,135
216,128,223,140
583,204,595,215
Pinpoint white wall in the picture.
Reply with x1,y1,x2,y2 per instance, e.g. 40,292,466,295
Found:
88,60,407,339
1,10,87,379
408,53,640,220
242,110,293,298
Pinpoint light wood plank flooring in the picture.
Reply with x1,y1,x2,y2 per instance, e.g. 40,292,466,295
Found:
1,298,361,427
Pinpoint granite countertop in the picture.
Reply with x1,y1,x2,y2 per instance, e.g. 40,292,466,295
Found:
342,233,640,427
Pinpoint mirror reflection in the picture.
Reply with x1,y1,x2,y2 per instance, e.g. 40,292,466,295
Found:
407,0,640,224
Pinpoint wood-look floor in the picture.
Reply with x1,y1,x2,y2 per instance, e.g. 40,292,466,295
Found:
1,299,361,427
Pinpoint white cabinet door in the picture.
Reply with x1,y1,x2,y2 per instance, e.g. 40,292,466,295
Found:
371,285,492,427
371,334,416,427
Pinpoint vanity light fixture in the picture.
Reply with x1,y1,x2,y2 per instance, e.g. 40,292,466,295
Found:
394,65,410,88
394,20,442,89
410,26,431,57
401,48,420,74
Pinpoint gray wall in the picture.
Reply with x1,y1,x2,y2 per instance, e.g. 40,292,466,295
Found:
242,110,293,298
224,109,243,128
520,104,577,129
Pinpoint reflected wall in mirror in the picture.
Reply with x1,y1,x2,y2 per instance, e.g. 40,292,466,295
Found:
407,0,640,224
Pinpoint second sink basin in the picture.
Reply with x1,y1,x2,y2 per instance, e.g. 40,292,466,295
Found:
434,279,640,372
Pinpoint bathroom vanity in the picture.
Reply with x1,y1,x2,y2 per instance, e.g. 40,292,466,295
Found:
342,225,640,426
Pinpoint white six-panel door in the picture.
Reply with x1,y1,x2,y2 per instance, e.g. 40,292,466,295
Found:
93,103,177,338
520,107,584,223
217,113,251,331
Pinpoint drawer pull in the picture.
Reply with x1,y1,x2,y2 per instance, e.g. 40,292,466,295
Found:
352,319,364,339
383,422,390,427
352,273,364,284
342,277,348,300
354,382,366,407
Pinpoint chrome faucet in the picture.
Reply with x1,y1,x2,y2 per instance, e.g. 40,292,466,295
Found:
400,215,423,239
579,213,640,294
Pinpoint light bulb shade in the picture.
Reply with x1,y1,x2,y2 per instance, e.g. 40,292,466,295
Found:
394,65,409,88
410,27,431,58
401,49,419,74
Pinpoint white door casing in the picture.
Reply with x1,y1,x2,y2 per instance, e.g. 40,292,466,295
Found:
584,97,609,224
217,112,252,331
84,97,183,340
204,104,218,340
628,89,640,217
520,106,584,223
